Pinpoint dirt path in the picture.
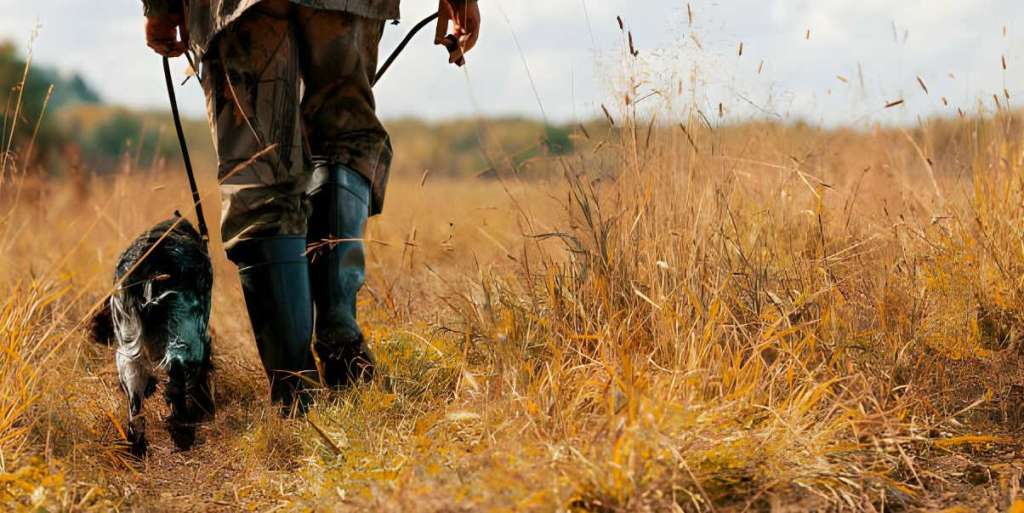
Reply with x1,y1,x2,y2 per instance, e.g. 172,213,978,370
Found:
102,315,308,511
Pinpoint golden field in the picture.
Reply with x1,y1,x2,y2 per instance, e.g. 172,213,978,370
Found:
3,58,1024,511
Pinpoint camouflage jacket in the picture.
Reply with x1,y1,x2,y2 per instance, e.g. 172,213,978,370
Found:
143,0,401,57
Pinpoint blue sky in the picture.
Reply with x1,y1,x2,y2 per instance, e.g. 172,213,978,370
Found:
0,0,1020,125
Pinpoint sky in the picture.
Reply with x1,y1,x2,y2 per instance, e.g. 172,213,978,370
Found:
0,0,1020,126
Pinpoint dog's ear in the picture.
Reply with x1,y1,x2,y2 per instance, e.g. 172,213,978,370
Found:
89,298,116,346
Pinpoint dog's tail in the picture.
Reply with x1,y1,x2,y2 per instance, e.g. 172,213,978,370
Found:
89,297,115,345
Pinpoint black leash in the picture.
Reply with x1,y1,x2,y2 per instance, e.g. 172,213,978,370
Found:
162,11,445,242
163,56,210,243
373,12,440,86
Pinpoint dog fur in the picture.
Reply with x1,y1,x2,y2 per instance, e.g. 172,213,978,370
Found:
92,212,214,455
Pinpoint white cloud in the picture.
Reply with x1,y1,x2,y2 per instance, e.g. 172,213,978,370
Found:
0,0,1019,126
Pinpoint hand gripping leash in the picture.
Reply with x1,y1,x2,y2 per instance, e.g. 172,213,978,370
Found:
374,9,470,85
163,10,452,241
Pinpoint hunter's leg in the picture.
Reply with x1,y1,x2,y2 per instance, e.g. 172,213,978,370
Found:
201,0,314,411
295,8,391,387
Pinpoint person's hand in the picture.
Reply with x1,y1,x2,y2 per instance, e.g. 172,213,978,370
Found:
146,13,189,57
435,0,480,66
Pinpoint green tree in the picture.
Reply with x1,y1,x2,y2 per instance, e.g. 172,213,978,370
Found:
0,41,102,170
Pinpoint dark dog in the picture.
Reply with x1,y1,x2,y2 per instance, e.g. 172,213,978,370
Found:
92,212,214,455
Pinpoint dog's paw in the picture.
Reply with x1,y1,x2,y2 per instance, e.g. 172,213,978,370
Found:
167,420,197,451
126,423,148,457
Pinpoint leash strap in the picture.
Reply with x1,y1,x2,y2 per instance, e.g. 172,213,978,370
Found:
163,56,211,243
373,12,440,86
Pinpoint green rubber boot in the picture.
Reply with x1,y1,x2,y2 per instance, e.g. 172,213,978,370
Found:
307,164,375,387
228,237,315,412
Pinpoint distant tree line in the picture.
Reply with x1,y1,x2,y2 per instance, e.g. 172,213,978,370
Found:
1,41,584,179
1,42,192,174
1,41,103,171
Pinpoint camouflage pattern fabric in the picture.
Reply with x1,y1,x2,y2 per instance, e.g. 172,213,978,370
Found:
201,0,392,249
142,0,400,59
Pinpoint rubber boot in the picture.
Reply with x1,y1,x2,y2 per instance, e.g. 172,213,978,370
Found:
228,237,314,412
307,164,375,387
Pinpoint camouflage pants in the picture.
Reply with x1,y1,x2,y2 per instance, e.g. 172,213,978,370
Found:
201,0,392,249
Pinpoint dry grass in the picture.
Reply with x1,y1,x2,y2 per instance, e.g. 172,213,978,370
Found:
4,43,1024,513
